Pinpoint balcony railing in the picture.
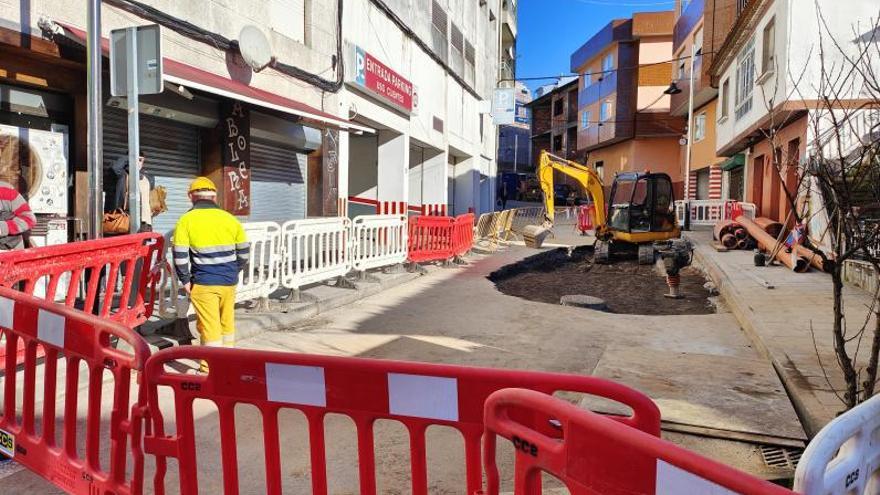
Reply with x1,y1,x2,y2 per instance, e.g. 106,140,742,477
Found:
578,71,617,108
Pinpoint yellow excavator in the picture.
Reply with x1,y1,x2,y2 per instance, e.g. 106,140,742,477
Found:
527,150,680,264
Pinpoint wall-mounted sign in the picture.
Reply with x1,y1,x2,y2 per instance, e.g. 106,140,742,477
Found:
350,45,414,113
221,101,250,216
515,103,530,125
492,88,516,125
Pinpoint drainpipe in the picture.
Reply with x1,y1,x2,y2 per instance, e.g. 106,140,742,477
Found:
87,0,103,239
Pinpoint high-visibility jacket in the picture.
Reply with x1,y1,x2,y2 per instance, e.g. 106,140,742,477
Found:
173,200,249,286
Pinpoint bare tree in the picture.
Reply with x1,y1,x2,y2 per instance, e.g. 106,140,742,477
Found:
761,5,880,408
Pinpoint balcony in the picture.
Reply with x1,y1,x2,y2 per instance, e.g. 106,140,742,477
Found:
502,0,517,43
578,71,617,108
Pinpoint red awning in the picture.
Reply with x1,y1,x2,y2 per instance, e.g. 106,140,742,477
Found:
57,22,373,134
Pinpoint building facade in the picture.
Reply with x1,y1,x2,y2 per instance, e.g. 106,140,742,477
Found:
570,11,686,191
497,81,531,174
525,78,579,184
670,0,740,201
0,0,512,245
709,0,878,222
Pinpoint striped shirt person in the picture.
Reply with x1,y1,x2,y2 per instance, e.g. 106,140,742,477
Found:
0,180,36,250
173,177,249,371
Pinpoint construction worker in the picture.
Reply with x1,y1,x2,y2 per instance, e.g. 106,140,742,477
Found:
172,177,249,372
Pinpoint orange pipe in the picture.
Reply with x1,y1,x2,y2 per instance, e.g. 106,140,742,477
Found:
735,215,809,272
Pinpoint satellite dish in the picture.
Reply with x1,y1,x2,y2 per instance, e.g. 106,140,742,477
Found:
238,25,274,72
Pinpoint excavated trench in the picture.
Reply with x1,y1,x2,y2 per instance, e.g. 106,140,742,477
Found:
489,246,716,315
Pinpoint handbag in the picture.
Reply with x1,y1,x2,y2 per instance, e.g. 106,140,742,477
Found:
150,185,167,216
102,208,130,235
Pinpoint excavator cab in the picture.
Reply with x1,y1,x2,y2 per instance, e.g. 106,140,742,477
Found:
607,172,677,235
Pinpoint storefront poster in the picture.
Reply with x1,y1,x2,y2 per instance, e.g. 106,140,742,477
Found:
221,101,250,216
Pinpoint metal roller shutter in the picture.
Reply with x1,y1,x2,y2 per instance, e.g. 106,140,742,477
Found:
247,138,306,223
103,108,201,236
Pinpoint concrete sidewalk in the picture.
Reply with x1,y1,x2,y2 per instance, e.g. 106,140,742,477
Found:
140,263,436,350
687,229,877,436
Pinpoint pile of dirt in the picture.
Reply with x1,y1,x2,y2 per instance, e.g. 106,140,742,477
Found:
489,247,715,315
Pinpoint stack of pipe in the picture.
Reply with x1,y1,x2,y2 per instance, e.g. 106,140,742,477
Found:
735,215,810,272
714,220,753,250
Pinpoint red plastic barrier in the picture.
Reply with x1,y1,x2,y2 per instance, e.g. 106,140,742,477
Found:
0,286,150,495
408,215,456,263
483,388,793,495
139,347,660,495
577,205,595,234
453,213,475,256
0,233,165,328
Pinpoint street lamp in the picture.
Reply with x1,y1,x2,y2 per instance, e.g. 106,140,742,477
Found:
665,44,697,230
664,82,683,95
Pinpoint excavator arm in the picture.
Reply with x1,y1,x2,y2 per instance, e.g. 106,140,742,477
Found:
537,150,607,228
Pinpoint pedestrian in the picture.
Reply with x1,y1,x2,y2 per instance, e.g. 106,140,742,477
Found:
0,180,36,251
111,151,155,233
172,177,249,373
499,182,509,210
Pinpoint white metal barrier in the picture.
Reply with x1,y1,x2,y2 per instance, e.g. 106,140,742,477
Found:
794,393,880,495
675,200,757,226
351,214,407,272
280,217,352,291
237,222,282,303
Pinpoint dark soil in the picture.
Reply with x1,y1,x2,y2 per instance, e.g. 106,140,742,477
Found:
489,247,715,315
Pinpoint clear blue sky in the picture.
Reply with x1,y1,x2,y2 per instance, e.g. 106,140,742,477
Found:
517,0,675,95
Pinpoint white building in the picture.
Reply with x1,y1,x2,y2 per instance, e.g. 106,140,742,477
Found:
0,0,514,240
341,0,516,217
710,0,879,222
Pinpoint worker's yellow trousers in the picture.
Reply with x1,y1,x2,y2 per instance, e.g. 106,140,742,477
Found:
189,284,237,348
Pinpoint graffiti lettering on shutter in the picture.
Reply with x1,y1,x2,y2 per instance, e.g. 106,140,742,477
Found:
221,101,251,215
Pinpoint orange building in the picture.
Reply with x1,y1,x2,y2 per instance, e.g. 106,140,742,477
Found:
570,12,686,195
670,0,741,201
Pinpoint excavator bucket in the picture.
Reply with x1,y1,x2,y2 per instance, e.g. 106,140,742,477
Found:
522,224,551,248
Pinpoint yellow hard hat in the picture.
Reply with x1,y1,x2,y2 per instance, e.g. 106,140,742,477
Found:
189,177,217,193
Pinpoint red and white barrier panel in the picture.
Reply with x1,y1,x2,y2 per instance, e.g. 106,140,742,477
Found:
577,204,595,234
138,346,659,495
453,213,476,257
0,232,165,328
407,215,457,263
0,286,150,495
483,388,794,495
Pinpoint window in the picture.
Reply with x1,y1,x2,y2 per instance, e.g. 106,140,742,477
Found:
581,110,592,129
735,37,755,120
694,112,707,141
680,0,692,15
720,78,730,120
600,100,613,122
553,134,563,151
595,161,604,181
583,71,592,87
694,27,704,55
432,1,449,61
553,99,564,116
762,18,776,75
678,62,686,81
602,53,614,74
